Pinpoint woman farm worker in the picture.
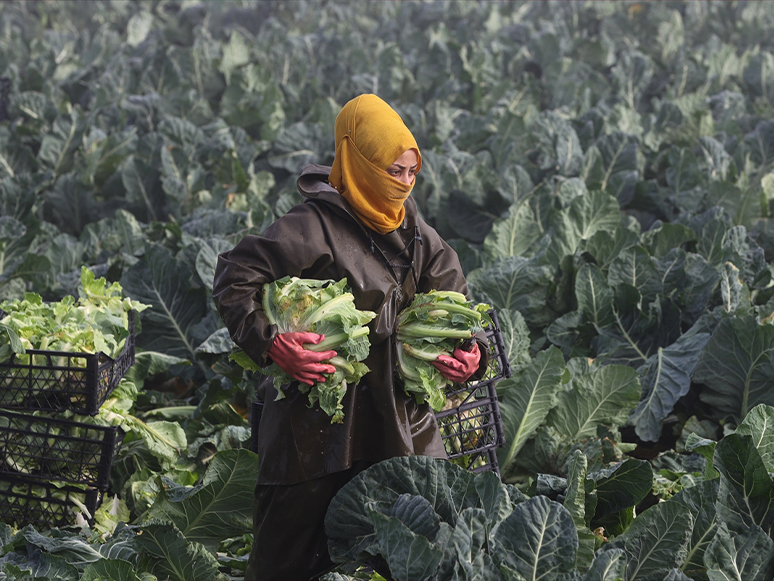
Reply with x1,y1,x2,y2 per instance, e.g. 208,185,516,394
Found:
212,94,486,580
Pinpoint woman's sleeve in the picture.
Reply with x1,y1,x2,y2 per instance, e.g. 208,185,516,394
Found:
212,204,334,366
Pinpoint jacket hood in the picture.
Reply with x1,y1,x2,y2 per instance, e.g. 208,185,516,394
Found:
296,164,419,231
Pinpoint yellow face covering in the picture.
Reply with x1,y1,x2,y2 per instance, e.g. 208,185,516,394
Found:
328,94,422,234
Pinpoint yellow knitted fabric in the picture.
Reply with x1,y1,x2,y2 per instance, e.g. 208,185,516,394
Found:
329,94,422,234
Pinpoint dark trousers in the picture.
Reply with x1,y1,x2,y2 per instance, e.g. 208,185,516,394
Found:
244,461,373,581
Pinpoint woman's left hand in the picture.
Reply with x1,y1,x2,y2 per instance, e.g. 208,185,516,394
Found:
432,342,481,384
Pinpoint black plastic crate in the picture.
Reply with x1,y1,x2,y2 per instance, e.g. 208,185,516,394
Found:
0,409,123,490
0,474,100,529
435,309,512,475
0,311,135,415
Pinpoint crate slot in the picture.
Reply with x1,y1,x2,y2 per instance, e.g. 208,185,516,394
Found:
0,474,100,529
0,409,122,490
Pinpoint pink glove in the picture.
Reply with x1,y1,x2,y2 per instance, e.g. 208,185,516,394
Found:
432,342,481,384
268,332,337,386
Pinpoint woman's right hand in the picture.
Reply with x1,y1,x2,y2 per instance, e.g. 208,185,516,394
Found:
268,332,337,386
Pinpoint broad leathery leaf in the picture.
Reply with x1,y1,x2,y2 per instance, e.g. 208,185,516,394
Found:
665,147,702,194
546,190,621,267
671,479,719,577
145,449,259,550
326,456,482,563
607,246,663,307
631,329,712,442
44,174,100,236
547,364,640,440
483,201,541,260
704,522,774,581
474,470,524,528
575,263,615,327
467,256,555,328
37,110,86,175
588,459,652,520
81,559,143,581
581,228,640,270
532,111,584,177
735,403,774,474
719,263,743,314
0,126,39,178
614,501,692,581
121,244,211,360
195,327,236,356
565,451,595,572
1,552,79,581
135,420,187,469
219,29,251,85
451,507,490,578
582,548,626,581
135,520,224,581
372,494,440,539
491,495,578,581
268,121,329,174
713,433,774,533
592,132,640,203
641,223,695,259
495,308,531,378
662,570,691,581
680,253,720,325
684,433,719,479
694,315,774,421
126,11,153,46
22,527,104,567
498,346,564,468
368,510,444,581
195,237,233,291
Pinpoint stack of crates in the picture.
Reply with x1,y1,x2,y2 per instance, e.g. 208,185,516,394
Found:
0,312,135,528
250,309,511,475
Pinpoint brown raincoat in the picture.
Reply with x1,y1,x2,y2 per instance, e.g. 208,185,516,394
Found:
212,164,485,579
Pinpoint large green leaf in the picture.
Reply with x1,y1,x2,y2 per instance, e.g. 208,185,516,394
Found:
630,329,712,442
576,262,615,328
694,316,774,422
614,501,692,581
704,522,774,581
713,433,774,533
145,449,259,550
483,201,542,261
671,479,719,578
135,520,224,581
467,256,555,328
81,559,143,581
607,247,663,306
547,364,641,440
492,495,578,581
547,190,621,267
565,451,595,572
368,508,445,581
587,459,652,521
498,346,564,468
325,456,517,565
120,243,211,360
37,111,87,175
582,549,626,581
735,404,774,474
495,308,532,378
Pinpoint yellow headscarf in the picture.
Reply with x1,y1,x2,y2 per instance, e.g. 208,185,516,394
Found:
329,94,422,234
